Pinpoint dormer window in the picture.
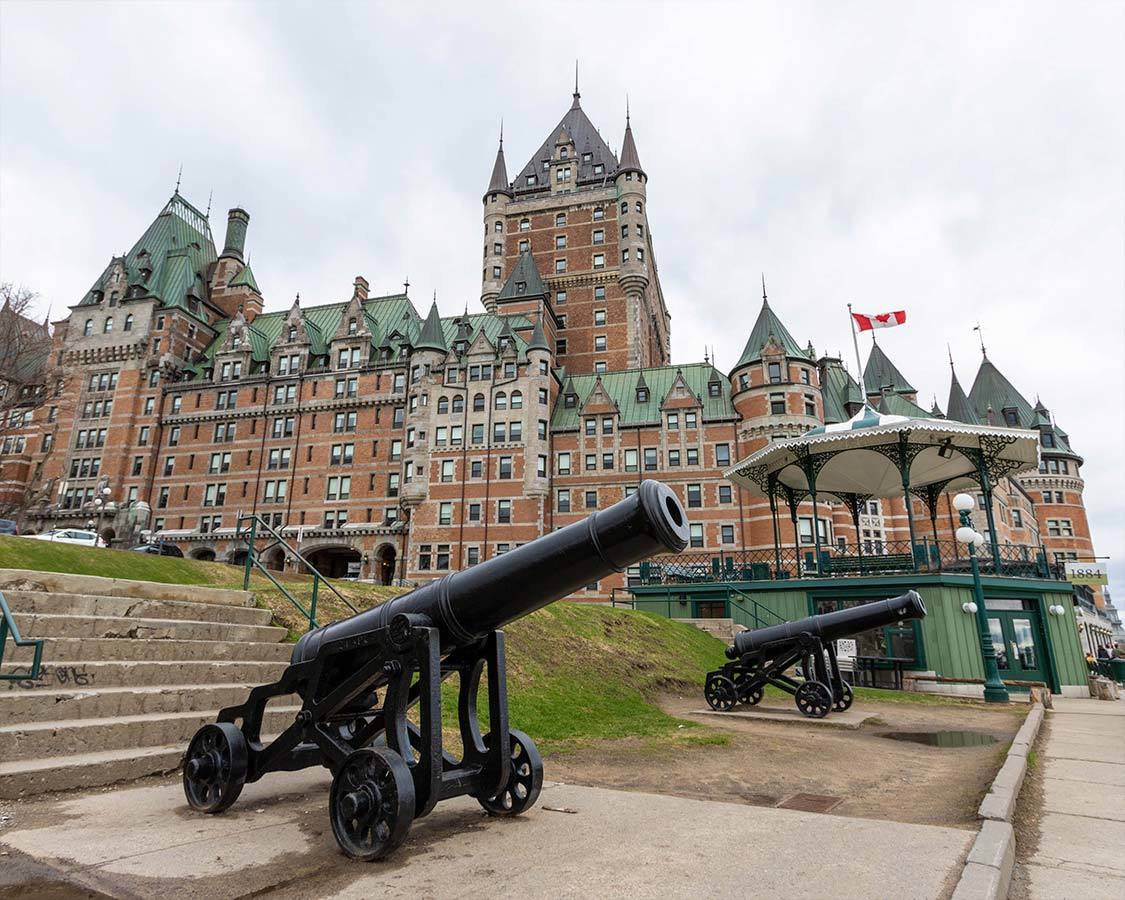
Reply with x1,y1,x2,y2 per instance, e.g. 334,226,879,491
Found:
232,335,242,349
1002,408,1019,427
708,381,721,398
564,393,577,408
1041,432,1056,448
637,388,649,403
516,281,527,294
348,317,358,335
593,163,604,175
288,326,297,341
526,175,537,187
556,168,571,183
560,147,568,158
582,152,592,163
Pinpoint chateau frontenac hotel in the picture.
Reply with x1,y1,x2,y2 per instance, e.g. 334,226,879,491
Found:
0,87,1103,607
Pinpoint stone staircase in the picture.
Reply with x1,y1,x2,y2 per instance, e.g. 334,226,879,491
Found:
0,569,294,799
682,617,747,643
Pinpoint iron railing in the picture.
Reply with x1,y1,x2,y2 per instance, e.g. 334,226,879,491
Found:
636,538,1058,587
0,590,44,682
612,582,787,630
237,515,359,631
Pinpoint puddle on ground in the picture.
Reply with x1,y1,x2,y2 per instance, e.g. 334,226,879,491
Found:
881,730,999,748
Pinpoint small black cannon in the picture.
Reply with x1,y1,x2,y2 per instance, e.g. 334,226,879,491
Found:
704,591,926,718
182,481,689,860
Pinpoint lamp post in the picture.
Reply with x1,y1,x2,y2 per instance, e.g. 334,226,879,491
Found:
92,478,113,548
953,493,1009,703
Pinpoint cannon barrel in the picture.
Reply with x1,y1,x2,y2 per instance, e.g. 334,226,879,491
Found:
727,590,926,659
293,479,689,665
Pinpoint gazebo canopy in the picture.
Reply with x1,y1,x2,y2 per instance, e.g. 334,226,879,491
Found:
724,406,1040,502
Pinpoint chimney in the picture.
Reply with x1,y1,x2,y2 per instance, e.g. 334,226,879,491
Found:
353,275,369,301
222,208,250,260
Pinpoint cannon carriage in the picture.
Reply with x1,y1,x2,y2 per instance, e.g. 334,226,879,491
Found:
181,481,689,860
704,591,926,718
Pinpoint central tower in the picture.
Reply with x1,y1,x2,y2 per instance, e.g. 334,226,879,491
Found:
480,86,670,374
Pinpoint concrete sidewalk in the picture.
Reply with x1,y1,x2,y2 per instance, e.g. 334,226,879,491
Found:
0,770,973,899
1018,697,1125,898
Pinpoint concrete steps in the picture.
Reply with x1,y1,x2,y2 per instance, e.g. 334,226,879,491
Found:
0,569,296,800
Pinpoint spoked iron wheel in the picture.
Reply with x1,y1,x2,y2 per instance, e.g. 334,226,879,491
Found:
329,747,415,861
479,729,544,816
794,680,833,718
182,722,248,813
834,683,854,712
740,685,764,706
704,674,738,711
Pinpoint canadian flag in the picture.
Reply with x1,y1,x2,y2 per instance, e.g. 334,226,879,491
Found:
852,310,907,331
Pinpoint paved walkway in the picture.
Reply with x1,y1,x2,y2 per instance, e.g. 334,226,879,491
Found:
1019,696,1125,898
0,770,973,899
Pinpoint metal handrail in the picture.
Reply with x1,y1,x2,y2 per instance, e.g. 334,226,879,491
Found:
0,590,44,682
236,515,359,631
723,585,787,629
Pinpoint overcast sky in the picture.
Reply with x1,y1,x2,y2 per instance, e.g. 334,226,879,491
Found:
2,2,1122,587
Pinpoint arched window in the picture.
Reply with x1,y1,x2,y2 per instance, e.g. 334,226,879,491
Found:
510,390,523,409
83,319,94,336
123,314,134,332
473,393,485,411
103,317,114,333
109,292,119,307
519,218,530,232
452,396,464,413
494,392,507,411
635,201,643,214
555,213,566,226
620,201,628,215
437,396,449,414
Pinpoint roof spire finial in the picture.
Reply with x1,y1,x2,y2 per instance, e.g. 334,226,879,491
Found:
403,276,410,295
947,342,954,370
499,117,504,148
205,189,212,218
174,164,182,195
626,93,630,125
575,59,579,97
761,273,768,304
973,322,986,357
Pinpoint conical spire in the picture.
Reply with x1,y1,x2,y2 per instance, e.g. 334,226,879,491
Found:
863,342,916,395
485,124,512,199
571,60,581,110
946,360,980,425
527,312,549,353
414,298,448,354
618,101,644,176
497,249,548,303
731,294,805,371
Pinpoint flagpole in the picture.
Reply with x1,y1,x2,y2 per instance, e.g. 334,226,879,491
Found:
847,302,868,403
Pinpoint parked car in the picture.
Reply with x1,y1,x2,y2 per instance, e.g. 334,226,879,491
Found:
0,519,18,535
26,529,105,547
130,541,184,557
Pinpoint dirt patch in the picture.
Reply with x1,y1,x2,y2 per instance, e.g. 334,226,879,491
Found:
1007,716,1047,900
546,689,1025,828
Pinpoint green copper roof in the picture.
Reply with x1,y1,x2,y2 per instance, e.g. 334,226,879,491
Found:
414,300,448,353
526,315,549,352
552,362,735,429
732,299,805,371
81,193,217,320
228,262,259,293
820,359,863,424
875,391,930,418
945,366,980,424
968,355,1078,457
498,250,547,302
863,340,915,394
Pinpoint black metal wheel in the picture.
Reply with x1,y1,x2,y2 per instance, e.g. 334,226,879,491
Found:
329,747,415,861
740,686,764,706
795,681,833,719
704,674,738,711
834,682,854,712
478,729,544,816
182,722,248,814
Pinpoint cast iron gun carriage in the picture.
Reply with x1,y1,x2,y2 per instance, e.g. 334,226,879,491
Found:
704,591,926,718
182,481,689,859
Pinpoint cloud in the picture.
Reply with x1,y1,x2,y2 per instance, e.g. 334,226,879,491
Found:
1,0,1122,587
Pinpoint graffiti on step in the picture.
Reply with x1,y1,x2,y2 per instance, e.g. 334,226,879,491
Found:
3,664,94,690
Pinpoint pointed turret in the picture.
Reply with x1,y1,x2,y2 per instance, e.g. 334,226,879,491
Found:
414,299,448,354
863,340,916,397
731,293,805,372
484,130,513,200
497,249,548,304
526,313,549,353
946,361,980,424
618,106,645,178
228,262,259,294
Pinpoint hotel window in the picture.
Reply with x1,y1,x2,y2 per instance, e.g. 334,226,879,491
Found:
624,449,639,472
770,393,786,414
556,213,566,226
595,361,607,374
621,250,629,262
555,290,567,305
418,545,432,570
593,253,605,269
593,229,604,244
435,545,451,570
509,420,522,441
387,473,400,496
519,218,530,231
492,266,502,279
390,439,402,460
497,500,512,523
667,413,679,430
499,456,513,479
687,484,702,508
686,448,699,465
602,452,614,470
621,224,629,239
594,335,607,352
594,309,606,326
493,422,506,442
585,453,597,471
439,502,453,526
468,503,481,522
798,517,829,545
557,452,571,475
804,395,817,417
689,524,704,548
557,489,571,513
326,476,351,500
719,484,732,504
1002,408,1019,427
518,240,529,253
594,285,605,301
637,387,648,403
768,362,783,383
1012,509,1023,528
708,380,721,398
555,234,567,249
471,460,483,478
685,411,698,428
555,259,567,273
585,417,596,436
593,206,604,221
715,444,731,467
721,525,735,545
740,374,749,390
439,460,454,483
537,454,547,477
644,448,658,471
668,449,681,466
637,249,644,262
556,339,568,355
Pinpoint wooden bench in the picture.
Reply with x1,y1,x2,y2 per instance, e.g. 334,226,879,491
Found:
824,553,913,575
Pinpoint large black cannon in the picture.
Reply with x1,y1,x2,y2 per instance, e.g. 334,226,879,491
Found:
182,481,689,859
704,591,926,718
